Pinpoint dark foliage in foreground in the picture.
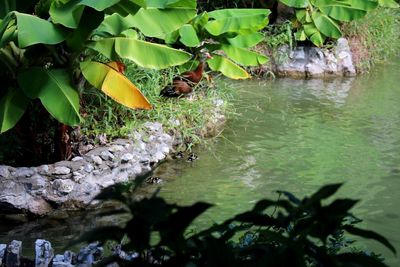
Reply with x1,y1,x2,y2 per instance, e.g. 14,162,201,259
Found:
73,173,396,267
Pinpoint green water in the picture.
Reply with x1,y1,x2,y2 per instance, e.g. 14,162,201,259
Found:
157,62,400,266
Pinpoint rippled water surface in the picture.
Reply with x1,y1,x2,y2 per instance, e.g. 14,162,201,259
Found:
157,62,400,266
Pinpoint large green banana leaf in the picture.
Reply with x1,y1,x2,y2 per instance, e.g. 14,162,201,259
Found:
312,11,342,39
378,0,400,8
315,0,378,22
50,0,146,29
191,11,209,32
105,0,144,16
14,12,66,47
0,16,16,47
179,24,200,47
127,7,197,39
279,0,309,8
146,0,196,8
0,88,29,133
221,45,268,66
94,13,136,37
80,61,152,110
207,55,250,80
207,9,270,19
66,8,104,51
227,32,264,48
49,0,85,28
303,23,326,47
88,37,192,69
18,68,81,126
204,9,270,36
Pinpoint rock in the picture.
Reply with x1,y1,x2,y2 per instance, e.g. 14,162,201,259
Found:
121,153,134,163
144,122,162,133
336,38,356,76
91,155,103,165
71,156,83,162
83,164,94,173
24,175,47,195
0,166,9,178
0,244,6,265
53,167,71,175
5,240,22,267
14,167,35,178
108,145,124,153
37,165,50,175
53,179,75,195
151,151,166,162
76,242,103,266
114,245,139,261
274,39,356,78
72,171,85,182
100,151,115,161
35,239,54,267
52,251,75,267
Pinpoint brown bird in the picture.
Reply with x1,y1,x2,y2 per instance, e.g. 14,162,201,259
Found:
160,52,212,98
178,52,211,84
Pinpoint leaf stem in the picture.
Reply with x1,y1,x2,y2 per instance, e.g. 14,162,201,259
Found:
0,47,17,78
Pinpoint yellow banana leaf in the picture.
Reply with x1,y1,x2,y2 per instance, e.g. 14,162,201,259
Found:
80,61,152,110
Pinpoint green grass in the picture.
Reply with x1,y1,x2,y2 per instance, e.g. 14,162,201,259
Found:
80,62,233,150
341,8,400,72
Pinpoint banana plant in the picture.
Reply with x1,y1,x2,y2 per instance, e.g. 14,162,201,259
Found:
0,0,196,133
167,9,272,79
280,0,398,47
91,6,271,79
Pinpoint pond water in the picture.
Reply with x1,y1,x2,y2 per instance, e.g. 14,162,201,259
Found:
157,61,400,266
1,61,399,265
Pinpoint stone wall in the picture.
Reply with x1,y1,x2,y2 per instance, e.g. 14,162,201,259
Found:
274,38,356,78
0,99,226,216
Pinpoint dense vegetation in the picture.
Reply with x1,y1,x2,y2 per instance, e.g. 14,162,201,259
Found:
73,177,396,266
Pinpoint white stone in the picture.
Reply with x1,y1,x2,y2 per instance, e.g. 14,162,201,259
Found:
100,151,115,161
15,167,35,177
0,166,9,178
109,145,124,153
121,153,134,163
72,172,85,182
53,179,74,194
91,155,103,165
53,167,71,175
84,164,94,173
71,156,83,162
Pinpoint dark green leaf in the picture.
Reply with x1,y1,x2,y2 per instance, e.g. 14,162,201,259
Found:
309,183,343,203
17,68,81,126
66,7,104,51
0,88,29,133
325,199,359,215
343,225,396,254
234,212,278,227
276,190,301,205
15,12,66,47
